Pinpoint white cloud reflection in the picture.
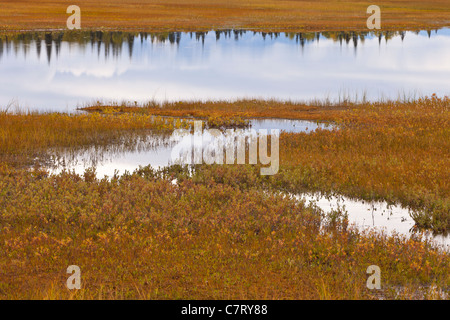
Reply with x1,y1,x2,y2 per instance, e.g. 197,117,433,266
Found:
0,29,449,112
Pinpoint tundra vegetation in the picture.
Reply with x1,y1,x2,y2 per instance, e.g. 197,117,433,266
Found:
0,0,449,32
0,96,449,299
0,0,449,300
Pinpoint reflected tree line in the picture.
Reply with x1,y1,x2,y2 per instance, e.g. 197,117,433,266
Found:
0,29,441,63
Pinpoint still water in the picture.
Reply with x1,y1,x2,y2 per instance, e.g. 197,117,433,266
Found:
45,117,449,250
48,118,331,177
298,193,449,251
1,29,449,111
2,29,449,247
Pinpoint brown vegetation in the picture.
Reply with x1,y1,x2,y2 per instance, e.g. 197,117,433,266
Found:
81,96,450,233
0,0,449,33
0,164,448,299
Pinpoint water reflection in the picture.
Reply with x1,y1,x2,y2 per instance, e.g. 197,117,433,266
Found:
45,116,448,250
298,193,449,251
48,131,173,172
1,29,449,111
48,118,330,176
1,29,446,62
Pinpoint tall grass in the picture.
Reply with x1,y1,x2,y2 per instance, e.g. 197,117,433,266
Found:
0,96,449,299
0,110,189,167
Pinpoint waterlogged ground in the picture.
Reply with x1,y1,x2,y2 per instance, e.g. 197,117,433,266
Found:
47,118,331,176
0,98,448,300
0,25,448,299
43,117,449,250
1,29,450,111
298,194,449,251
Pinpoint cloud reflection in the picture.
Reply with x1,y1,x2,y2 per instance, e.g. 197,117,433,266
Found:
0,29,449,111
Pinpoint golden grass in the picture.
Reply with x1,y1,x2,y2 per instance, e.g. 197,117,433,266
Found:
0,97,448,299
0,111,189,167
276,96,450,233
0,0,449,32
1,1,448,300
81,99,346,121
0,165,448,299
81,96,450,233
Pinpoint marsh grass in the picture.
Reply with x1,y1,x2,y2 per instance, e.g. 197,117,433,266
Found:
80,98,348,121
98,96,447,234
2,96,449,233
0,110,190,167
0,165,448,299
0,97,448,299
0,0,449,32
276,95,449,233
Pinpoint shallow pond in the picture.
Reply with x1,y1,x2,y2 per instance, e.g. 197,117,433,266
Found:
45,117,449,250
48,118,331,176
3,29,449,249
298,194,449,251
1,29,449,111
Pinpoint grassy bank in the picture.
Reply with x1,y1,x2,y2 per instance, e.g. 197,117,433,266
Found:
0,111,189,167
81,99,346,121
81,96,450,233
2,97,449,233
0,0,449,33
0,165,448,299
0,97,448,299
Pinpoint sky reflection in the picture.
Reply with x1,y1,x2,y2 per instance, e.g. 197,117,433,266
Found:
0,29,449,112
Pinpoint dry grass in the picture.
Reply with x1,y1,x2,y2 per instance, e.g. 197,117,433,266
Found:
0,0,449,32
0,97,448,299
0,111,189,167
0,165,448,299
80,99,347,121
81,96,450,233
